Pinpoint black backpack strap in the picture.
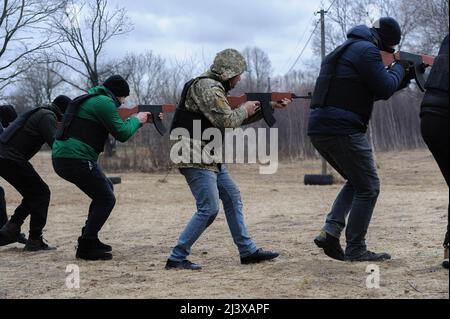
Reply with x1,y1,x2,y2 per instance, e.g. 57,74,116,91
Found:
170,77,217,142
176,76,215,111
55,94,100,141
177,78,197,111
55,93,109,154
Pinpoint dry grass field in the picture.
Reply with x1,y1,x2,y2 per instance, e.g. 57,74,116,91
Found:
0,149,448,299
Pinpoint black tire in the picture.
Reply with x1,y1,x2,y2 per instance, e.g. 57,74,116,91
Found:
108,177,122,185
304,174,334,186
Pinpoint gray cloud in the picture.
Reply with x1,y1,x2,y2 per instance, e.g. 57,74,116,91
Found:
106,0,322,75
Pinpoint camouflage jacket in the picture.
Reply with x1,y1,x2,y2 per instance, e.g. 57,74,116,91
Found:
173,70,269,172
172,49,267,172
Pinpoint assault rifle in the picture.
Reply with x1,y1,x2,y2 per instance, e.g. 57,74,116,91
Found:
118,105,176,136
118,92,311,134
381,51,435,92
227,92,312,127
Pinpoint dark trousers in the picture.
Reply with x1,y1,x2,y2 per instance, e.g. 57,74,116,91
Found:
52,158,116,239
421,113,449,247
0,158,51,239
0,186,6,228
310,133,380,258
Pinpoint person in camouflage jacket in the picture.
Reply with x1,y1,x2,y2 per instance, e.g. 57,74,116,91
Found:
172,49,287,171
166,49,291,270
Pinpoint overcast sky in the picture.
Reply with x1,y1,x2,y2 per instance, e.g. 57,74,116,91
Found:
106,0,323,75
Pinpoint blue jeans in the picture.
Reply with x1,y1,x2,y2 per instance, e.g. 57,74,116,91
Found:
310,133,380,258
169,165,258,262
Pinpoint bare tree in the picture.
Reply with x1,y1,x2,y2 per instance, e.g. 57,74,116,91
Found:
0,0,66,94
52,0,132,91
19,57,66,108
311,0,437,55
415,0,449,53
113,52,168,105
160,56,201,103
239,47,273,93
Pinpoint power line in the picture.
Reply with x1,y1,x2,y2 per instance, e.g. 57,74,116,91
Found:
285,0,338,74
326,0,338,12
286,20,320,74
281,12,316,72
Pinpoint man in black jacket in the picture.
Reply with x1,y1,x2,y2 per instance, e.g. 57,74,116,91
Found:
420,35,449,270
0,105,18,231
0,96,71,251
308,17,412,262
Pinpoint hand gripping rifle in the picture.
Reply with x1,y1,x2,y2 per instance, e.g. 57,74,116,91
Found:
381,51,435,92
118,104,176,136
227,92,312,127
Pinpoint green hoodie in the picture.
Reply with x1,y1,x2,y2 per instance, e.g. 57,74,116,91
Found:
52,86,141,162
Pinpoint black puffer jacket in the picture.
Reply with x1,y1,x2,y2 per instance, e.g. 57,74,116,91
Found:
421,35,449,118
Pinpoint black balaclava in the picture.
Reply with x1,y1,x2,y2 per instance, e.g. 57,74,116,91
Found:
0,105,18,128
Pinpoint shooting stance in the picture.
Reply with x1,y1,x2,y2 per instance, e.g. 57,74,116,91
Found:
0,96,71,251
52,75,157,261
166,49,291,270
420,35,449,270
308,18,412,262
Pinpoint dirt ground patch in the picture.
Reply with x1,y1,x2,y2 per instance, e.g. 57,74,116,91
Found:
0,149,448,299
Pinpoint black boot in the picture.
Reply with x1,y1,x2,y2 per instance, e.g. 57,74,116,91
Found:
240,248,279,264
76,237,112,261
0,221,21,246
346,250,391,262
314,231,345,261
79,236,112,253
17,233,28,245
95,238,112,253
24,237,57,252
81,227,111,252
444,246,449,270
165,259,202,271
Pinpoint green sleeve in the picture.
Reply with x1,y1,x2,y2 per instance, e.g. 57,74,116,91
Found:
94,99,141,143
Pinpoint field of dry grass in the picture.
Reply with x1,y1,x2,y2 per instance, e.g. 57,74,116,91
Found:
0,149,448,299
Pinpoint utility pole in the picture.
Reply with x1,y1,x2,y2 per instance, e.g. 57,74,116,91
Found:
319,9,326,62
318,8,328,176
304,8,334,186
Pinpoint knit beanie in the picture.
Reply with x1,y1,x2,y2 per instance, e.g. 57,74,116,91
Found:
372,17,402,48
103,75,130,97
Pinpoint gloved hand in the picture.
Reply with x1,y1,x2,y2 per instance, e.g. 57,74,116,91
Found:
396,60,415,90
397,60,416,80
